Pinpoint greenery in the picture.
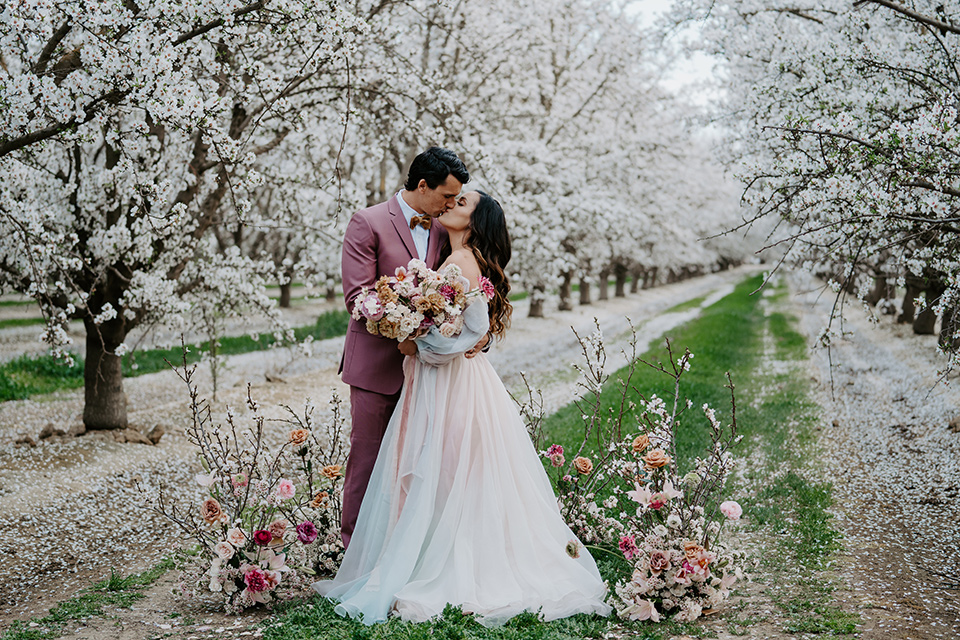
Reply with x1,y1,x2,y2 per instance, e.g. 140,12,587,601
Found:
0,558,174,640
0,317,46,329
0,310,351,402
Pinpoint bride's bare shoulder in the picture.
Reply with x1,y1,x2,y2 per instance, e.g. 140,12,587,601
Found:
441,248,481,288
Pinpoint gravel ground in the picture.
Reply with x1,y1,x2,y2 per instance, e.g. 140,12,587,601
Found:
0,268,752,628
789,272,960,640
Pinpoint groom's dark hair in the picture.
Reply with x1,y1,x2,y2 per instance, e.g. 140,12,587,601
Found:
404,147,469,190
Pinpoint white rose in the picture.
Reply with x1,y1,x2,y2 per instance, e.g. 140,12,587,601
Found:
438,322,457,337
226,528,246,546
214,541,234,560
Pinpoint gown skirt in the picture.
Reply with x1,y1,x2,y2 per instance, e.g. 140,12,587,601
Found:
314,300,611,626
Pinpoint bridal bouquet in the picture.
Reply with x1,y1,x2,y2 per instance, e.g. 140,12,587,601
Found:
155,358,349,613
352,259,492,341
526,327,745,624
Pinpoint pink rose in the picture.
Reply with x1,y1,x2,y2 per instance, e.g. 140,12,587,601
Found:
213,541,234,560
268,520,287,539
649,550,671,576
720,500,743,520
253,530,273,546
619,535,639,560
275,478,295,501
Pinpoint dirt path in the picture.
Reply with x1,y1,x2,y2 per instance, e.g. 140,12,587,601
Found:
789,272,960,639
0,267,752,629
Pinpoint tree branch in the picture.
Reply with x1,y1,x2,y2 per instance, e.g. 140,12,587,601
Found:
855,0,960,36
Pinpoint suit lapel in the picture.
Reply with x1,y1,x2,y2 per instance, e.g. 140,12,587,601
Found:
389,195,418,261
426,222,444,268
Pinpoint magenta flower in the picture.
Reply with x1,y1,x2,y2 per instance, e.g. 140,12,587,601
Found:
545,444,564,457
253,529,273,546
439,283,456,301
619,535,639,560
296,521,319,544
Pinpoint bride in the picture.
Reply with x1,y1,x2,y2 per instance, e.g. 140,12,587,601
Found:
314,190,611,626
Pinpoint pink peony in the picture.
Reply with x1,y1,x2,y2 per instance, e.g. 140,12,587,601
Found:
720,500,743,520
275,478,295,501
243,566,269,593
296,521,319,544
545,444,564,457
253,529,273,546
619,535,639,560
478,275,495,300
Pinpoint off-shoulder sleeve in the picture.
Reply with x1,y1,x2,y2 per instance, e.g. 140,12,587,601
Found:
416,299,489,366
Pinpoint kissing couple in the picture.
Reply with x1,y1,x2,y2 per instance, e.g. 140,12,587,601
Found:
313,147,611,626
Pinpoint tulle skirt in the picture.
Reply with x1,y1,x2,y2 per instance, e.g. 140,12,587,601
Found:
314,353,611,626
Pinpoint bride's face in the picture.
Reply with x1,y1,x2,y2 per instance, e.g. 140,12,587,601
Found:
438,190,479,232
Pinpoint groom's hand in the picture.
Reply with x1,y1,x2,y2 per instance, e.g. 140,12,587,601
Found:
465,332,490,359
398,339,418,356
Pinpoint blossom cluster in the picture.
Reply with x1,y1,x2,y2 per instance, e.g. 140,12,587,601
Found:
159,363,348,612
352,260,492,341
534,334,744,623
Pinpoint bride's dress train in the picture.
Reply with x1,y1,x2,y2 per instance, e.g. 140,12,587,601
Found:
314,300,610,626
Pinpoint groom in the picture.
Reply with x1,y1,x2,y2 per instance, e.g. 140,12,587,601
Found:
339,147,487,547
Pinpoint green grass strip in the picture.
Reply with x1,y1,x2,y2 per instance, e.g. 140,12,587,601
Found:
0,558,174,640
0,310,350,402
0,317,46,329
541,274,766,474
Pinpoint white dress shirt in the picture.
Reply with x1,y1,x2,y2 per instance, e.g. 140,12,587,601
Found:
397,191,429,261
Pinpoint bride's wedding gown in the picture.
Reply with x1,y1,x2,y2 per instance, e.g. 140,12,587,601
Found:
314,299,610,626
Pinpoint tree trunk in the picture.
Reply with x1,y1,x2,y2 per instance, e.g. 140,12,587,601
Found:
558,271,574,311
630,267,641,294
82,317,128,430
279,282,292,308
597,269,610,301
643,266,658,289
898,283,920,324
528,285,545,318
614,264,628,297
325,285,337,301
914,303,938,335
579,277,591,305
940,305,960,351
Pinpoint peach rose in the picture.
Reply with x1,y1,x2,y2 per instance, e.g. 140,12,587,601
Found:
642,448,671,469
226,528,246,546
268,519,287,539
200,497,224,524
289,429,310,445
683,540,704,561
649,550,671,576
632,434,650,454
321,464,342,479
573,456,593,475
310,491,329,509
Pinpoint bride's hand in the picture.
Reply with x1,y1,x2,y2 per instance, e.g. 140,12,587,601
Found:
464,332,490,359
398,339,418,356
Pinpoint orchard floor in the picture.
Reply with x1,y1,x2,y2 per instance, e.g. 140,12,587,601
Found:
0,266,957,639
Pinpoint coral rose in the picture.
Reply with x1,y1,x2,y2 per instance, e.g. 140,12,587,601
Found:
321,465,342,479
200,498,224,524
289,429,310,445
642,448,671,469
631,434,650,454
573,456,593,475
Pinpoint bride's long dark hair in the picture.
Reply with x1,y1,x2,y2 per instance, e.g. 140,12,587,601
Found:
440,191,513,338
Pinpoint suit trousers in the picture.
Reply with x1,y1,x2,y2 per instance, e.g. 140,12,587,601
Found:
340,385,402,548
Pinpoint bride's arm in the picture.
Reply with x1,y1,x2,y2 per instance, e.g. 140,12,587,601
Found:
416,300,489,366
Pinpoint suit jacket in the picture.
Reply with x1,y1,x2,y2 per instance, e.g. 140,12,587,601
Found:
339,195,448,394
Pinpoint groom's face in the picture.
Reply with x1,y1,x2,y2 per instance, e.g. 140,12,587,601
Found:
419,175,463,217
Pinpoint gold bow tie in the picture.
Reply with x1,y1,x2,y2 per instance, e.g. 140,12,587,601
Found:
410,215,432,230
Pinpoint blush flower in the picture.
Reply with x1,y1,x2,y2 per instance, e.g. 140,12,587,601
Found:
268,519,287,539
720,500,743,520
550,453,565,467
649,550,671,576
226,528,246,545
213,542,234,560
275,478,295,500
200,498,225,524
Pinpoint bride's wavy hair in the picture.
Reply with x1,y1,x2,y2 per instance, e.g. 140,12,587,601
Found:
441,191,513,338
